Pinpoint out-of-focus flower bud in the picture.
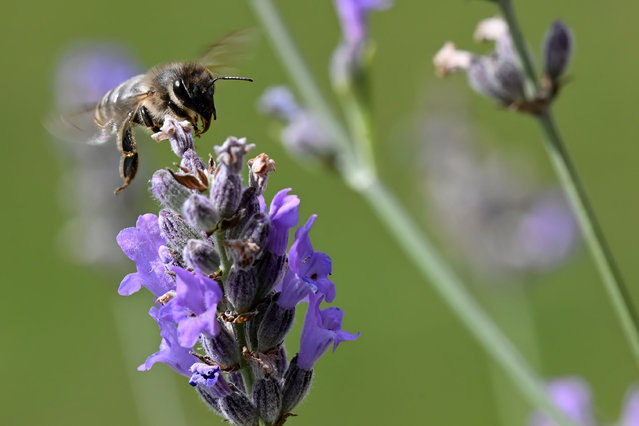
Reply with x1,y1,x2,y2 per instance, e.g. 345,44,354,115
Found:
543,20,573,82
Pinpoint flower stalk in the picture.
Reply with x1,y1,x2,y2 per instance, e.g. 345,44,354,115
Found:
249,0,575,423
496,0,639,372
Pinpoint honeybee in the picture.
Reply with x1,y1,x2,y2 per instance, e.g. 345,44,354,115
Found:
92,32,253,194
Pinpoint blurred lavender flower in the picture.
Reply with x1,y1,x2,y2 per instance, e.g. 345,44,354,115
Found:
528,377,639,426
49,41,144,266
331,0,392,85
118,118,359,424
259,86,336,161
434,16,574,111
421,94,578,277
434,17,526,107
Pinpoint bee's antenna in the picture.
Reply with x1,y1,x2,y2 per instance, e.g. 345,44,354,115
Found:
210,76,253,88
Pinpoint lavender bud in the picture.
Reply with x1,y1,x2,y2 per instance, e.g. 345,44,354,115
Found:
219,391,259,426
252,377,282,424
493,60,525,102
257,295,295,352
151,115,195,157
210,167,243,219
226,267,258,313
254,251,287,300
266,345,289,380
151,169,192,213
259,86,300,121
230,187,261,239
201,326,240,367
248,153,276,195
214,136,255,174
196,386,224,416
158,209,199,256
180,148,206,172
281,355,313,414
282,112,335,159
226,239,261,270
183,239,220,275
183,194,219,232
241,213,270,246
543,20,573,81
227,372,246,394
468,57,524,104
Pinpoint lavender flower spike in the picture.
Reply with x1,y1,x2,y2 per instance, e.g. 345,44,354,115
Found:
297,293,360,370
117,214,174,297
138,307,198,377
165,266,223,348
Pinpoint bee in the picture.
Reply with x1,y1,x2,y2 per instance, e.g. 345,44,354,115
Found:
92,32,253,194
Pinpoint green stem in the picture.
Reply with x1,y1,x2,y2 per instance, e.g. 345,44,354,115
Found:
215,231,232,279
233,323,255,393
248,0,576,423
248,0,373,190
537,109,639,370
497,0,639,372
358,180,573,426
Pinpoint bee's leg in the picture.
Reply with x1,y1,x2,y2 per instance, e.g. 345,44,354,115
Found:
114,119,139,195
136,106,161,132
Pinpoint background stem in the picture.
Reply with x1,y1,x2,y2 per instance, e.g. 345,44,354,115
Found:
537,109,639,370
248,0,576,423
496,0,639,372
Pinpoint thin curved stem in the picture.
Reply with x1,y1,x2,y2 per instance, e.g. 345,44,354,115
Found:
537,109,639,370
248,0,576,423
497,0,639,372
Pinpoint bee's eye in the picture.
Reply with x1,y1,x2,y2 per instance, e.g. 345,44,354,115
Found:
173,79,190,102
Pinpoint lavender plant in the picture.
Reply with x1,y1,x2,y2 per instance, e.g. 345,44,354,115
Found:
249,0,578,424
434,7,639,370
117,117,359,426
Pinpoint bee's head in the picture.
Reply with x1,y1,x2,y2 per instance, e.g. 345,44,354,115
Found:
172,68,252,135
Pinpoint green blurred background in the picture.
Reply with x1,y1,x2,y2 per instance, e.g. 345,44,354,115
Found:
2,0,638,425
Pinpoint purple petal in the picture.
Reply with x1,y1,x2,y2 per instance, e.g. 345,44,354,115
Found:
528,377,596,426
334,0,391,46
621,386,639,426
118,273,144,296
297,294,359,369
138,307,197,377
267,189,300,255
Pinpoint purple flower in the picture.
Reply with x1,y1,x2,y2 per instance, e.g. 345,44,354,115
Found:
138,307,198,377
332,0,391,84
266,188,300,256
189,363,221,387
529,377,639,426
164,266,223,348
333,0,391,48
117,214,175,297
288,215,336,303
621,386,639,426
528,377,596,426
297,293,360,370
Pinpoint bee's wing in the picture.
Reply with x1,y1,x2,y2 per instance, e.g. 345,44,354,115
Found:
45,102,108,145
197,29,256,74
